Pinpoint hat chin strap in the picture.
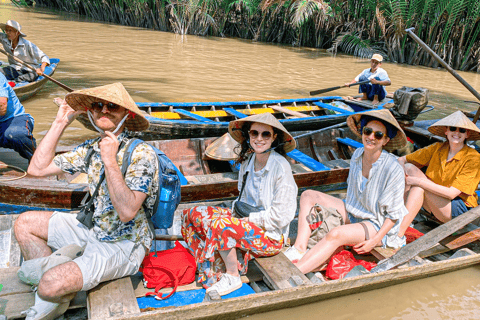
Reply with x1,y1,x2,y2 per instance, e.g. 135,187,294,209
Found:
87,111,129,135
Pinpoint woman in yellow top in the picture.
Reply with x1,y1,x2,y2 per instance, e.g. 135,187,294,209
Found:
398,111,480,236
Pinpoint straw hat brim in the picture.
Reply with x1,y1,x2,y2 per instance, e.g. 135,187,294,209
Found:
228,113,296,153
0,22,26,37
65,83,149,132
346,109,407,152
427,110,480,141
205,133,240,160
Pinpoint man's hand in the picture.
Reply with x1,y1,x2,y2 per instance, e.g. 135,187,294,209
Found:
370,78,379,85
35,67,43,76
99,131,120,167
53,98,85,127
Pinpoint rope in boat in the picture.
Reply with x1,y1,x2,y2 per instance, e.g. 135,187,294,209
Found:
0,163,27,181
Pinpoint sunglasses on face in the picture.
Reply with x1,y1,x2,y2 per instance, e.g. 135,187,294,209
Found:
91,101,121,113
449,126,467,134
362,127,386,140
249,129,272,139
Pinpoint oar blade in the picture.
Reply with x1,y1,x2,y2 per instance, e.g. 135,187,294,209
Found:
310,85,342,96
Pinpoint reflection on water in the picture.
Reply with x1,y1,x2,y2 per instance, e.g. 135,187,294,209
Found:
2,3,480,318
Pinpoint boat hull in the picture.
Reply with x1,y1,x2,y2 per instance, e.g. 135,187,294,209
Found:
10,58,60,102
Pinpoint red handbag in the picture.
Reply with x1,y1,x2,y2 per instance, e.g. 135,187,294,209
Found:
140,241,196,300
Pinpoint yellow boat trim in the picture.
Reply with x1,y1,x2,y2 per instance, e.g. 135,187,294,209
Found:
150,105,321,120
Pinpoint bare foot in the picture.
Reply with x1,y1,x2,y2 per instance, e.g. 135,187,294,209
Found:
372,99,379,105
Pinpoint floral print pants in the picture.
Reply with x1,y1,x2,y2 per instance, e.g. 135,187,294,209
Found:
181,206,283,288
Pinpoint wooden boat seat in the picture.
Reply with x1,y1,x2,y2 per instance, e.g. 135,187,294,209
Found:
253,252,311,290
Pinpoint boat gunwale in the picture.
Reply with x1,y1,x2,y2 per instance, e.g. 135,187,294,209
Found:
9,58,60,101
115,253,480,320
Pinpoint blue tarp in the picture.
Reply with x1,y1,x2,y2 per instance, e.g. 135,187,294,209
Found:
137,283,255,309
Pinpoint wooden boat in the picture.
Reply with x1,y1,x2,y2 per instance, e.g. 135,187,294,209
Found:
2,195,480,319
2,116,478,319
0,117,443,210
3,58,60,102
74,96,387,140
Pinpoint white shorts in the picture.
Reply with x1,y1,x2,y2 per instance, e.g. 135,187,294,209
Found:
47,211,145,291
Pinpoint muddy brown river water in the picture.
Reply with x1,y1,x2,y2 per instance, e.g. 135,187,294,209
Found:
2,1,480,318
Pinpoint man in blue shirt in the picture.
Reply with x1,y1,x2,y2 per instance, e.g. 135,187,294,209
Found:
0,72,36,160
345,53,391,105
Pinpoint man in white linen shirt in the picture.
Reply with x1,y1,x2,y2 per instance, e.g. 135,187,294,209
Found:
0,20,50,83
345,53,391,105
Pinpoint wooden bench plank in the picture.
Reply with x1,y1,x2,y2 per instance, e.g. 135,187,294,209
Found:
254,252,311,290
336,137,363,149
87,277,139,319
0,214,21,268
2,291,86,319
371,247,397,260
173,109,216,122
0,267,31,297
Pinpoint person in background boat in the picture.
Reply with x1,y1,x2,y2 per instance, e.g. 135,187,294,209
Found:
182,113,298,296
0,72,36,160
0,20,50,83
285,109,408,274
398,111,480,236
14,83,158,320
345,53,391,105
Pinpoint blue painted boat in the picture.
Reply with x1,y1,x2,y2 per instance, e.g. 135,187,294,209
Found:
3,58,60,102
126,96,386,140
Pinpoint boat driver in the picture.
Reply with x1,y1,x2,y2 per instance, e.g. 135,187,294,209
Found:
0,20,50,83
345,53,391,105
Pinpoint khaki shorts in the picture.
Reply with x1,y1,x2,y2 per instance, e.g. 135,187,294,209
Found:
47,211,145,291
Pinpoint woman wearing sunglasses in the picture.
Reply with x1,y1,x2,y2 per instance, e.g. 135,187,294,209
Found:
181,113,298,296
397,111,480,236
285,109,408,274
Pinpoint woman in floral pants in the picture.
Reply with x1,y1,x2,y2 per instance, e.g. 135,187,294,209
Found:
182,113,298,296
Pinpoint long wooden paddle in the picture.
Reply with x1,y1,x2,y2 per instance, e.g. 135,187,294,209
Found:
370,205,480,273
310,80,370,96
0,47,74,92
405,28,480,122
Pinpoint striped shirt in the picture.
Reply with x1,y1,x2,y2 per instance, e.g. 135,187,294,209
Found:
346,148,408,248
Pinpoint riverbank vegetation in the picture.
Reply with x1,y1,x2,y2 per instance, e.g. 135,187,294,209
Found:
15,0,480,71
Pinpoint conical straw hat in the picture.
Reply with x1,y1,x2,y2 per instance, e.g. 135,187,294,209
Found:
427,110,480,141
205,133,239,161
228,113,296,153
347,108,407,152
65,83,149,132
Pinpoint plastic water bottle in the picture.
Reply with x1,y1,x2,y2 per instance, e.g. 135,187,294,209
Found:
152,173,178,229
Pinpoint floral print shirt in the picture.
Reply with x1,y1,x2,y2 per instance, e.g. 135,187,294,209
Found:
54,131,159,249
